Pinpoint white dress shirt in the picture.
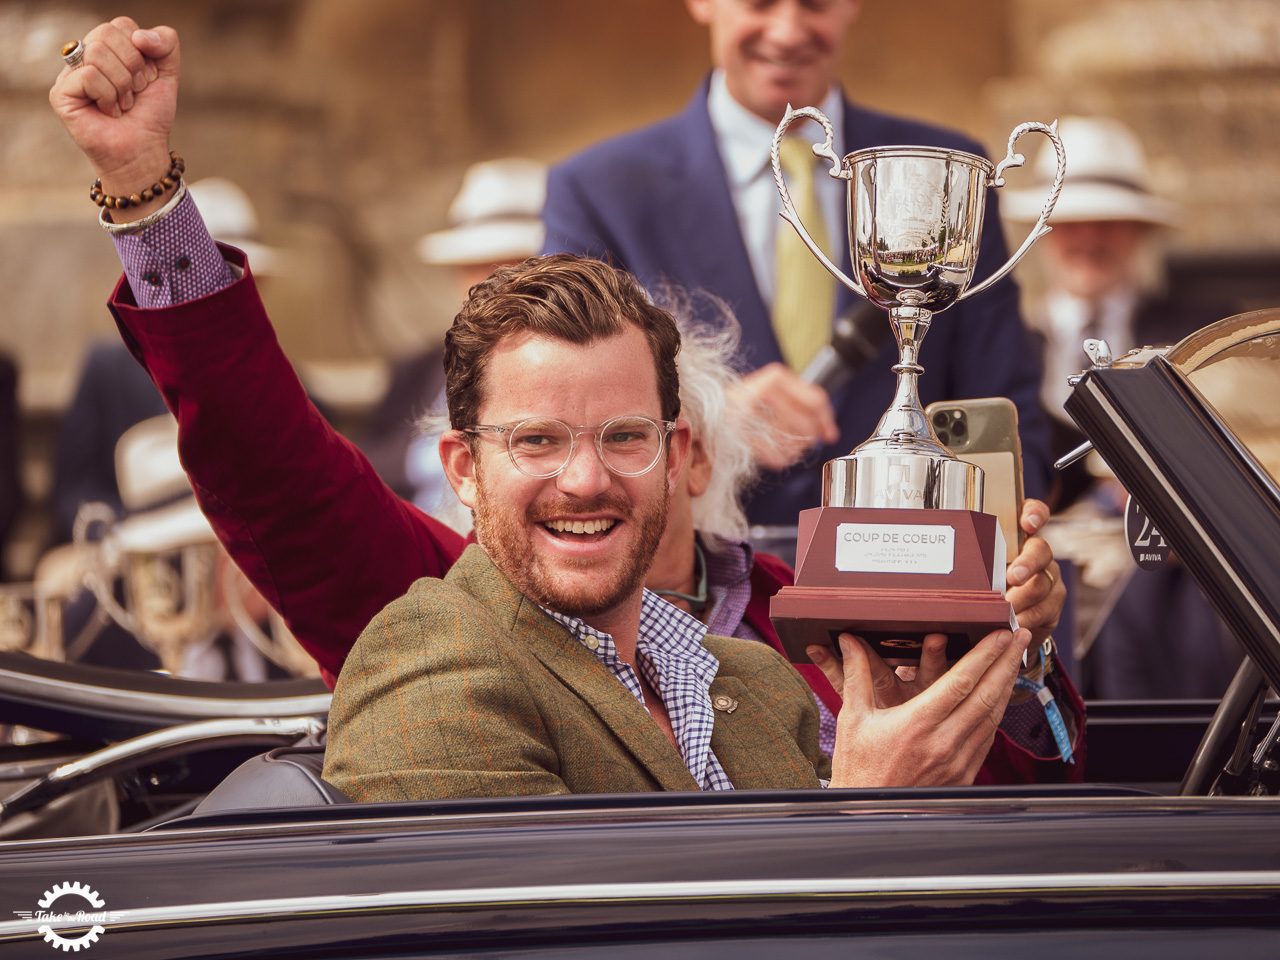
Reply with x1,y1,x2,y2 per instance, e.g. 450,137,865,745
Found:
1040,286,1140,421
706,71,846,310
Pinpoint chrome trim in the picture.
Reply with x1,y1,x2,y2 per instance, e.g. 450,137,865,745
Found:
0,667,330,720
0,718,325,821
4,871,1278,938
46,717,324,784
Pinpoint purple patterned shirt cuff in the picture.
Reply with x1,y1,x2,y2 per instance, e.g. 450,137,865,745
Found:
111,191,236,308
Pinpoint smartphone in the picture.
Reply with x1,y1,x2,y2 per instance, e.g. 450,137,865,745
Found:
925,397,1025,560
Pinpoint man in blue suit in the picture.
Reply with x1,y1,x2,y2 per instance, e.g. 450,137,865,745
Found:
543,0,1052,526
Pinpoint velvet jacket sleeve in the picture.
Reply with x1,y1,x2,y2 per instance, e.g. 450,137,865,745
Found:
107,250,466,686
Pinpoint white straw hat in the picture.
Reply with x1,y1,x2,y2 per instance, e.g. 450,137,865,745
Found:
188,177,290,276
1002,116,1179,227
416,158,547,266
113,415,216,552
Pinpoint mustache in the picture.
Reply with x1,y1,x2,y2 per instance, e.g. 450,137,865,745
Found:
528,495,632,523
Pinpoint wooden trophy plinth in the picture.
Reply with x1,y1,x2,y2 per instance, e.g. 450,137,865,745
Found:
770,507,1016,666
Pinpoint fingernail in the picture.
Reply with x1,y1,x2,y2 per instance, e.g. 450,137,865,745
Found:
133,70,146,91
112,105,122,118
139,29,161,44
806,645,827,665
147,63,159,81
1009,565,1028,585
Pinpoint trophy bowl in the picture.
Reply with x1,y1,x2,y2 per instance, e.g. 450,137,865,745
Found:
847,145,995,312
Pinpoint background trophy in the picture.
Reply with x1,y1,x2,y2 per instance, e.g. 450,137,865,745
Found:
768,107,1066,665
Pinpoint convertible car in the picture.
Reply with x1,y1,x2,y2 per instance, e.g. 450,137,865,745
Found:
0,310,1277,959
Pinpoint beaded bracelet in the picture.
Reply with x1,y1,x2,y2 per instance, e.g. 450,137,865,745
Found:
89,150,185,210
99,179,187,236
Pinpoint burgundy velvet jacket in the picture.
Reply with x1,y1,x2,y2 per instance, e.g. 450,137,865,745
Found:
107,255,1083,783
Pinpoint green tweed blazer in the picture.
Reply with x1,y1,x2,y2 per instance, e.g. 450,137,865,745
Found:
324,545,831,801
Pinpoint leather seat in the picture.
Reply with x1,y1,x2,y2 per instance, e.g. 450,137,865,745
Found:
190,742,348,813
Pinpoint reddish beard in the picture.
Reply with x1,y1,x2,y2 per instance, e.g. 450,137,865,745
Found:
471,470,670,619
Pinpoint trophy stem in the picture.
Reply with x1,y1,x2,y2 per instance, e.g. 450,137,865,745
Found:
822,304,982,510
867,306,948,453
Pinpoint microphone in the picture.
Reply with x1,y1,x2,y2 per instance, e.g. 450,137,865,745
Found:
801,301,889,393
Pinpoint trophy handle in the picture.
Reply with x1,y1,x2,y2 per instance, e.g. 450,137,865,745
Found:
959,119,1066,302
771,104,868,299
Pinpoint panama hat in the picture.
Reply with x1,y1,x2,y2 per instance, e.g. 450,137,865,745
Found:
1002,116,1179,227
113,415,216,553
416,158,547,266
188,177,291,276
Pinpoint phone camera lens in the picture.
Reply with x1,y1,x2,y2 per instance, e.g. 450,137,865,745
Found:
951,420,967,438
931,411,950,429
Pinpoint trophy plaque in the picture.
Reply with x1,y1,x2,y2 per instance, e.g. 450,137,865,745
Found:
767,107,1066,665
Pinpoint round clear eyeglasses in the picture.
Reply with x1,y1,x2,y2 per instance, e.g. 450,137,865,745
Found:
462,415,677,479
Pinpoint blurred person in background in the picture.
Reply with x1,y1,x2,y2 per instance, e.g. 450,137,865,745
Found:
360,158,548,520
1003,115,1241,699
1002,115,1232,511
542,0,1052,528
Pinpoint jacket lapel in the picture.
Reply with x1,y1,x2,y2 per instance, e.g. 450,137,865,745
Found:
448,547,701,792
705,673,818,790
665,84,781,367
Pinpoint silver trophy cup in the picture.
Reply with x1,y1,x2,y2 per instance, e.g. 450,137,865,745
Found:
771,107,1066,510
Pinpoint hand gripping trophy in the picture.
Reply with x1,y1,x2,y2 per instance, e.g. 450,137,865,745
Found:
768,107,1066,665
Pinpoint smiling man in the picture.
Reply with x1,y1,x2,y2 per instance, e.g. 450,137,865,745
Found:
542,0,1053,528
321,255,1030,799
50,16,1037,800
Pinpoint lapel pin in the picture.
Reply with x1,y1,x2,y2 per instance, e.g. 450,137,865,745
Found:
711,695,738,714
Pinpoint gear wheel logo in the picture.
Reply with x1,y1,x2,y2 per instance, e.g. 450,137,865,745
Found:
38,882,105,911
30,882,109,952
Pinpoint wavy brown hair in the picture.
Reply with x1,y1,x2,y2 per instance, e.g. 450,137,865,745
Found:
444,254,682,430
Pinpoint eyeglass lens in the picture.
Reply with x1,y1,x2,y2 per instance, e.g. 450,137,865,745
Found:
509,417,665,477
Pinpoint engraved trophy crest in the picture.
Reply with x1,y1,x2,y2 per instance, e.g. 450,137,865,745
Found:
767,106,1067,664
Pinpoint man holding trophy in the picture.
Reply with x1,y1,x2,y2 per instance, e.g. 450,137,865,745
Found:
49,16,1078,797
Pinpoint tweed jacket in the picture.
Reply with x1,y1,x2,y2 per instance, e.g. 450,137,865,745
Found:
324,546,831,801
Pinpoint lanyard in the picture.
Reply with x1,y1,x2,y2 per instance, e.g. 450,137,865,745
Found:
1013,642,1074,765
651,542,709,616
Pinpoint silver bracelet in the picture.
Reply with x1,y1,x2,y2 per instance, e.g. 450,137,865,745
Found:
99,180,187,236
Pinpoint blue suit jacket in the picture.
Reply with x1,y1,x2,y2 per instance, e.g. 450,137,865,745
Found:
544,81,1051,523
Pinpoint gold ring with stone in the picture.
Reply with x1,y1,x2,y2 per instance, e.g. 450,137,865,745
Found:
62,40,85,70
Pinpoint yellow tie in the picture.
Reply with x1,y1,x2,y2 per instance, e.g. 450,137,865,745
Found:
773,137,837,373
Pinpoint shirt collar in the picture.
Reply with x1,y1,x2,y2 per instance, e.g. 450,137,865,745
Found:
699,532,754,587
541,589,712,671
707,69,845,188
1047,286,1140,337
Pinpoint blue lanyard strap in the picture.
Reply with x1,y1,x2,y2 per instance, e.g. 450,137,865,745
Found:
1013,641,1074,764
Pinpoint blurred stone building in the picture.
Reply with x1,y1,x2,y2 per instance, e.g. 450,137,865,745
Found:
0,0,1277,574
